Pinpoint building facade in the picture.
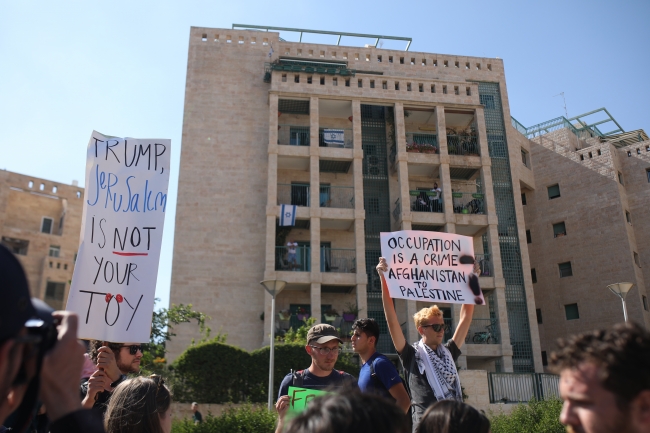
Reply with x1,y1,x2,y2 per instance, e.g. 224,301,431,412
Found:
169,26,543,373
0,170,84,310
514,117,650,367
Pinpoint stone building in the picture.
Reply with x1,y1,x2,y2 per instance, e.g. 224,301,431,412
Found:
168,25,544,374
513,114,650,368
0,170,84,309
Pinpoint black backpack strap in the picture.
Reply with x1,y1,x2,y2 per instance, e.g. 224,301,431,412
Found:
369,359,387,393
292,369,305,387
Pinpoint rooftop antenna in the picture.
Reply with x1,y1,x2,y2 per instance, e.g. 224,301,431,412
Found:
553,92,568,118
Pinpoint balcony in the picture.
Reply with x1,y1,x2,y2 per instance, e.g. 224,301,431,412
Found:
320,185,354,209
475,253,492,277
278,125,310,146
406,132,439,154
321,248,355,273
465,318,500,344
409,190,443,213
277,183,310,207
447,134,480,156
452,192,485,214
319,128,353,149
275,245,310,272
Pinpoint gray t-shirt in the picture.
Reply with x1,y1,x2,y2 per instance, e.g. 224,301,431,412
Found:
398,340,461,432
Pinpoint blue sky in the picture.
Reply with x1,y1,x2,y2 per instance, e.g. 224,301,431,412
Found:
2,1,648,310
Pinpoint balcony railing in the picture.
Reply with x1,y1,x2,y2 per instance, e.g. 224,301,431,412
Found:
321,248,356,273
319,128,353,148
488,373,560,403
447,134,480,156
275,245,310,272
465,318,500,344
406,132,439,154
475,253,492,277
409,190,443,213
278,125,310,146
320,185,354,208
392,198,401,221
278,183,310,207
452,192,485,214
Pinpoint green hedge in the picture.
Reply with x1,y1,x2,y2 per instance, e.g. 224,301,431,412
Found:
490,398,564,433
172,341,360,403
172,404,276,433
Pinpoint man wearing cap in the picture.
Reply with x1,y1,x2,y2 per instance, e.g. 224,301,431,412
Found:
274,324,357,432
0,244,104,432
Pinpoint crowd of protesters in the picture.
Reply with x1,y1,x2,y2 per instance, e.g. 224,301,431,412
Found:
2,241,650,433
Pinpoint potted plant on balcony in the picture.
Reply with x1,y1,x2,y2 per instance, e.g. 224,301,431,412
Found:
296,307,310,321
324,308,339,322
419,143,438,154
278,309,291,321
406,141,420,153
343,302,362,322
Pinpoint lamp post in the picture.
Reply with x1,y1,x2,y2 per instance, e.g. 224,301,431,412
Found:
607,282,634,322
260,279,286,411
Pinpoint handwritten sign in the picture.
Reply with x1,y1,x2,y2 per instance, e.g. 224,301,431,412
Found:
380,230,484,305
66,131,171,342
287,386,330,416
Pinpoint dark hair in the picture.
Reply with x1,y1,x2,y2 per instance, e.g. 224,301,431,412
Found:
416,400,490,433
549,321,650,408
285,391,409,433
105,376,171,433
352,318,380,344
88,339,122,364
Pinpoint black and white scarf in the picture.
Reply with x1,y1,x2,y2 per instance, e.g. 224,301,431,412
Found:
414,340,462,402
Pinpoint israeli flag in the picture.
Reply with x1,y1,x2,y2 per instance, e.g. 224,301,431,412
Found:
280,204,296,226
323,129,344,147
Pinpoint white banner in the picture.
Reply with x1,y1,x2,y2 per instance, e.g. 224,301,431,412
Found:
66,131,171,342
380,230,484,305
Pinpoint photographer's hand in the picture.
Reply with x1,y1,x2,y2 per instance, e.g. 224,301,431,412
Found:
96,345,121,382
40,312,85,422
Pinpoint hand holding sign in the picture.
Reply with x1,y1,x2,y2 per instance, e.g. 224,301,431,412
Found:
379,230,484,305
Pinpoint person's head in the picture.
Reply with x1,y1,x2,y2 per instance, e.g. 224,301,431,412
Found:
413,306,446,348
105,375,172,433
88,339,143,374
285,390,409,433
191,402,198,412
306,324,343,374
351,318,379,356
434,183,438,188
416,400,490,433
550,322,650,433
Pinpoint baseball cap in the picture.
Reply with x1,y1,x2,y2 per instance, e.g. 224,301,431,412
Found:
0,244,37,342
307,324,343,345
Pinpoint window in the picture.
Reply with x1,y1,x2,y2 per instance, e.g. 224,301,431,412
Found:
565,303,579,320
580,154,584,161
547,184,561,199
553,222,567,238
395,82,400,91
399,57,404,64
41,217,53,234
521,193,527,205
345,79,350,87
442,85,447,94
382,81,387,90
332,77,337,86
367,197,380,214
618,172,624,185
45,281,66,310
419,83,423,93
597,149,601,156
541,351,548,366
49,245,60,258
294,75,300,83
1,237,29,255
521,149,528,166
536,308,542,324
407,83,412,91
307,76,312,84
370,80,375,89
531,268,537,284
634,252,641,268
320,77,325,85
388,56,393,63
526,230,532,244
281,74,287,82
454,86,459,95
559,262,573,278
627,150,632,157
588,152,592,158
646,169,650,183
626,211,632,224
644,296,648,312
358,79,363,88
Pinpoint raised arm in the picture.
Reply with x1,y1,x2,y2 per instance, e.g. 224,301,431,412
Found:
377,257,406,354
451,304,474,350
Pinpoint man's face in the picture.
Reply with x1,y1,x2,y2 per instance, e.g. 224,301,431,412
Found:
307,339,340,372
351,329,372,354
115,343,142,374
419,315,445,348
559,363,633,433
191,404,197,413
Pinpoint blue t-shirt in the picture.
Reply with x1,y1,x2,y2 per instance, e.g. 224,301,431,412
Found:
358,352,403,400
278,369,357,399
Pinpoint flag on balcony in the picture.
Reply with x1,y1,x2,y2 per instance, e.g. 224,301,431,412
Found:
323,129,344,147
280,204,296,226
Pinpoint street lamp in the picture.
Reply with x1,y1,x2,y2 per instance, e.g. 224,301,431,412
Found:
260,279,286,410
607,282,634,322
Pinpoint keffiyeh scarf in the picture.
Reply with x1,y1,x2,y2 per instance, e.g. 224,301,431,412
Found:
414,339,462,402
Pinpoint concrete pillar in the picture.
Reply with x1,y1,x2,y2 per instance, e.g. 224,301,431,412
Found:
406,298,418,343
395,103,411,226
265,94,280,277
311,283,322,325
356,284,368,320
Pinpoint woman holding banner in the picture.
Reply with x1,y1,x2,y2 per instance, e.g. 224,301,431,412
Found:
376,256,480,432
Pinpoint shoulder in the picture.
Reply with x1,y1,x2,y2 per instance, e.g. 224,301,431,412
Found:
399,342,416,359
373,355,398,372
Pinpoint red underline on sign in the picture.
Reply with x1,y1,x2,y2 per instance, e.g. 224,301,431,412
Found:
112,252,149,256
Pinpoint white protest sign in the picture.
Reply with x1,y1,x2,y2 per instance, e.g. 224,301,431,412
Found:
66,131,171,342
380,230,484,305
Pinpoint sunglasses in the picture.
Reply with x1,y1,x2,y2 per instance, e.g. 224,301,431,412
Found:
120,344,143,355
421,323,446,332
309,345,343,355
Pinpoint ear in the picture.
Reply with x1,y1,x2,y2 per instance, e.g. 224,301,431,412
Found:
630,390,650,428
305,345,312,356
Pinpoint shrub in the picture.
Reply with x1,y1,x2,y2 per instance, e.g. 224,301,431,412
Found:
490,398,564,433
171,404,276,433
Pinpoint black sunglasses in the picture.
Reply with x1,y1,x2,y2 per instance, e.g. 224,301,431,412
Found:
120,344,143,355
421,323,446,332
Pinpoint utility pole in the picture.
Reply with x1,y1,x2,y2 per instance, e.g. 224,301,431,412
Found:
553,92,568,118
